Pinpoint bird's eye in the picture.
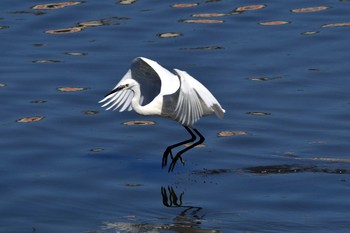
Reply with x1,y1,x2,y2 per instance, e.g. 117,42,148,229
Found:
125,84,129,87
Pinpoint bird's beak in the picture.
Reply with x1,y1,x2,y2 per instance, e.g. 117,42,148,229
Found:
104,84,126,97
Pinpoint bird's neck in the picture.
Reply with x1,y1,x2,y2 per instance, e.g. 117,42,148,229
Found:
131,88,142,113
131,86,160,116
131,86,150,115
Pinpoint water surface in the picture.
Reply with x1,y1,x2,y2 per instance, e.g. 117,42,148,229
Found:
1,0,350,232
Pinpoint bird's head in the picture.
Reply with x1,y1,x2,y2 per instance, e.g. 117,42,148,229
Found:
104,79,138,97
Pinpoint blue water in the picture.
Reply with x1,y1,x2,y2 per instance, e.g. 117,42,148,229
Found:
1,0,350,232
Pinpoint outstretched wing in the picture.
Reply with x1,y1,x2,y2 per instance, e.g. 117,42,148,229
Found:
130,57,162,106
99,69,134,112
136,57,179,96
100,57,179,112
173,69,225,127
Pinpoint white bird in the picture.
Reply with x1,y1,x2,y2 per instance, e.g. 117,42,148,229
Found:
99,57,225,171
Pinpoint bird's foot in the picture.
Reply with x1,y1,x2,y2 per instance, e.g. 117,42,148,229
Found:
168,155,180,172
162,147,173,168
168,152,186,172
162,147,184,171
179,157,185,165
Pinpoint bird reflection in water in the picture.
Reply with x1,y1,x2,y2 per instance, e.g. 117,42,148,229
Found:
101,186,220,233
161,186,221,233
100,57,225,172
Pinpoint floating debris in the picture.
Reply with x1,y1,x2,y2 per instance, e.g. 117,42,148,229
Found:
247,76,281,81
172,3,199,8
234,4,266,12
179,19,224,23
90,148,104,152
179,46,224,50
10,10,46,16
57,87,88,92
184,143,205,148
0,26,9,30
32,43,47,47
301,31,319,35
78,20,104,27
192,13,228,17
308,140,326,145
291,6,329,13
125,183,144,187
46,27,83,34
259,21,290,26
32,59,61,63
64,52,88,56
118,0,137,4
122,120,156,126
32,2,82,10
17,116,44,123
30,100,47,104
0,83,6,87
46,17,128,34
322,22,350,27
247,111,271,116
157,32,183,38
308,68,320,71
218,131,248,137
81,110,99,115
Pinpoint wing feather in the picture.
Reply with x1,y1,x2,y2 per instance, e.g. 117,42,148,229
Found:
99,69,134,112
173,69,224,126
174,70,203,126
99,58,225,125
104,90,127,110
100,57,180,114
120,91,133,112
112,90,130,111
101,92,120,108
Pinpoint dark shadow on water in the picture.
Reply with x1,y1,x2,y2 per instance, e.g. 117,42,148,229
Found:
243,164,350,175
191,164,350,176
192,168,233,176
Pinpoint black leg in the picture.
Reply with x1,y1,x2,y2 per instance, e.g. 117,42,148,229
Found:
162,126,196,169
168,128,205,172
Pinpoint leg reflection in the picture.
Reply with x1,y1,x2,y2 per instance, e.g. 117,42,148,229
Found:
161,186,205,227
161,186,183,207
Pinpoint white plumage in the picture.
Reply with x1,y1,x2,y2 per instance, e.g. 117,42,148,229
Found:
99,57,225,127
99,57,225,171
